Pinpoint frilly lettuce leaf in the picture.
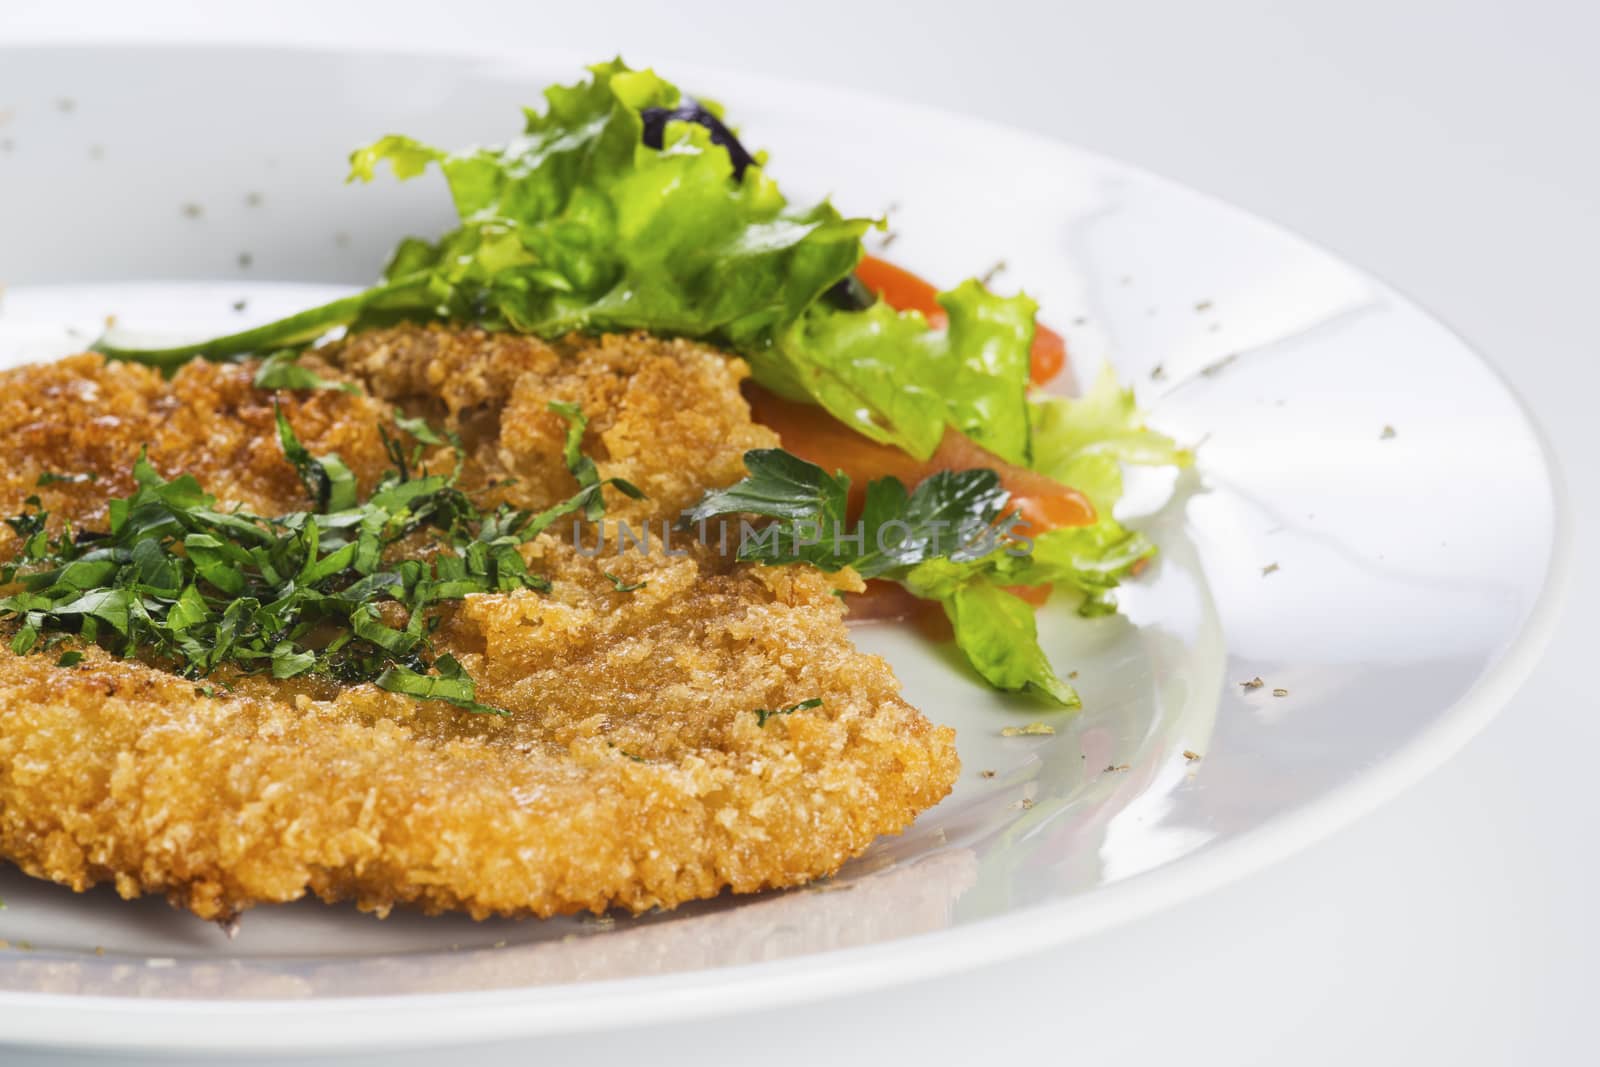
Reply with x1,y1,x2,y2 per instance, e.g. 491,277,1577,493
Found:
940,582,1079,707
1028,365,1193,512
900,518,1155,704
346,61,866,340
756,280,1037,464
904,520,1154,615
97,60,865,370
95,59,1039,467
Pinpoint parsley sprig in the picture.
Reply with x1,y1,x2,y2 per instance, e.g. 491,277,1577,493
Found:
0,401,640,715
678,448,1015,578
679,448,1154,707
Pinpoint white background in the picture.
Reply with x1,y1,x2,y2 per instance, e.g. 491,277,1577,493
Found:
3,1,1596,1063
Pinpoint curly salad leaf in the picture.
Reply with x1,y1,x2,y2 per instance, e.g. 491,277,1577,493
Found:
1028,365,1194,513
94,59,1039,467
753,279,1038,464
342,68,866,342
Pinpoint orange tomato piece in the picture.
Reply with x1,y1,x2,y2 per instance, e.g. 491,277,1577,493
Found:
1029,323,1068,386
1010,490,1095,538
744,385,1095,537
1003,584,1053,607
855,255,947,322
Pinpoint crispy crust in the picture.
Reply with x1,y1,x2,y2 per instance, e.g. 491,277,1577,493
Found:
0,326,958,920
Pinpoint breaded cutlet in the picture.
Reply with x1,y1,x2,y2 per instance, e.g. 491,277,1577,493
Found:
0,326,959,921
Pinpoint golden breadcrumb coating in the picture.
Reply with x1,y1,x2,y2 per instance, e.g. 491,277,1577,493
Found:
0,326,958,921
320,323,779,523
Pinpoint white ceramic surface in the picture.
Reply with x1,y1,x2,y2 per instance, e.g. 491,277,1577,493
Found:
0,43,1566,1053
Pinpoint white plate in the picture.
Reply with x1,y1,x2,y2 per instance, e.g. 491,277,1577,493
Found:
0,43,1567,1054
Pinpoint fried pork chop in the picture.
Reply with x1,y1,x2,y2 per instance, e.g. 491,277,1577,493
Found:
0,326,958,920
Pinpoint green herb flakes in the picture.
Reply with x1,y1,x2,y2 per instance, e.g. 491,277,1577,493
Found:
754,697,823,727
35,471,98,487
1,407,638,716
252,350,361,395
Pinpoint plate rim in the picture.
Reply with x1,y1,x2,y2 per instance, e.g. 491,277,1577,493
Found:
0,37,1573,1053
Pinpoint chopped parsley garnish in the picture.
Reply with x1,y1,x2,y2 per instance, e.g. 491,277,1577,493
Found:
252,350,361,395
548,400,644,520
753,697,823,727
0,401,640,715
603,572,647,592
35,471,98,487
1000,722,1055,737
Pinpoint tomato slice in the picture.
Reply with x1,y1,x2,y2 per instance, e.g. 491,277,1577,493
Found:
1010,490,1094,537
854,254,1069,386
855,254,946,323
1029,323,1068,387
1004,584,1053,607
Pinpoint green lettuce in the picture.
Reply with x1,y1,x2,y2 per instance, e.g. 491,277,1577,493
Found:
755,280,1037,464
942,582,1077,706
900,519,1156,703
904,521,1155,615
342,65,866,340
900,368,1186,703
94,60,1037,467
96,60,864,367
1028,365,1193,512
